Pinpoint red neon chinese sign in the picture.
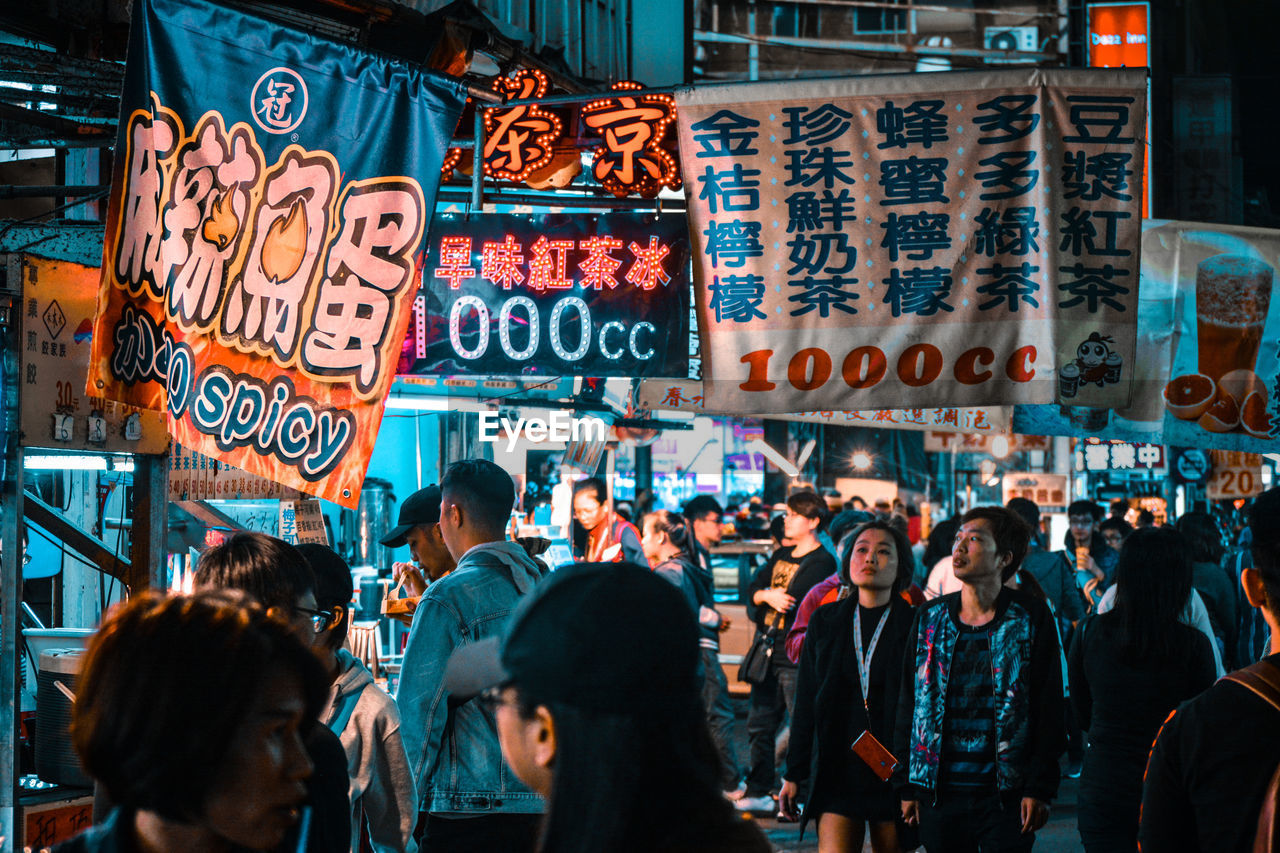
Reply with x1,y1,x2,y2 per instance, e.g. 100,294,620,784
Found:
431,232,675,293
483,69,564,182
582,80,681,199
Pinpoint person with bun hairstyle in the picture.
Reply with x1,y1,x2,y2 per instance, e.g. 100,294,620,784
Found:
779,520,917,852
55,589,328,853
641,510,712,628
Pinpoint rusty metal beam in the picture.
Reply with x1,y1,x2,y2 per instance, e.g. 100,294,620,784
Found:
173,500,245,535
0,43,124,81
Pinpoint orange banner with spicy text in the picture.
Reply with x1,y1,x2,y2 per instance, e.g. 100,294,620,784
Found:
675,68,1146,414
86,0,464,507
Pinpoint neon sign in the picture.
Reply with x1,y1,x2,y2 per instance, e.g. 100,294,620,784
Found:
483,69,564,182
418,213,692,377
582,80,681,199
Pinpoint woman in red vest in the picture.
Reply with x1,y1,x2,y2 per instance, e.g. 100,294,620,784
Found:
571,477,646,566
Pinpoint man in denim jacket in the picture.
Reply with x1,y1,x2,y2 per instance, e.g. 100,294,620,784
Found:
397,459,548,851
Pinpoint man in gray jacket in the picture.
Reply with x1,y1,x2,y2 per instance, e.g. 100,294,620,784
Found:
396,459,548,851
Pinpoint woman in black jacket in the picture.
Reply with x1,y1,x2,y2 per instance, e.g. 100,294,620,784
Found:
1069,526,1217,853
778,520,916,852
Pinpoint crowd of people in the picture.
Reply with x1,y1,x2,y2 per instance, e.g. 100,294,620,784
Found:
46,460,1280,853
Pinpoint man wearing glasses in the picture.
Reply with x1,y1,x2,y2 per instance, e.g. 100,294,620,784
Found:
683,495,745,801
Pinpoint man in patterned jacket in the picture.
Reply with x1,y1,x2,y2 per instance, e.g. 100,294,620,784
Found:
894,505,1066,852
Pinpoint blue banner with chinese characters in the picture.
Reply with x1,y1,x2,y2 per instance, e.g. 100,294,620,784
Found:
675,68,1146,414
416,213,691,378
86,0,465,507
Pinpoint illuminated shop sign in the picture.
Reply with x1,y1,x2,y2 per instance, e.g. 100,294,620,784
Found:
1087,2,1149,68
1087,2,1150,217
582,81,682,199
418,213,691,378
483,69,564,182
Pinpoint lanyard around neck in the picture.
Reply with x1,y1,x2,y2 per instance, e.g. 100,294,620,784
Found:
853,604,891,709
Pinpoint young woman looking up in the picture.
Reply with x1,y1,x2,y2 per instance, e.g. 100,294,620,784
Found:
780,521,917,853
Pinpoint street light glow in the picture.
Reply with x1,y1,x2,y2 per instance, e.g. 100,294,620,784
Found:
850,451,873,471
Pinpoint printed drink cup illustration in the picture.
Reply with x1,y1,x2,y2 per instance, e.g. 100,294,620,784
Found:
1059,362,1081,398
1196,254,1274,383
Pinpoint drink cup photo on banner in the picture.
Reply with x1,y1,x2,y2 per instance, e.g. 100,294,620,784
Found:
85,0,466,507
675,67,1146,414
1013,218,1280,451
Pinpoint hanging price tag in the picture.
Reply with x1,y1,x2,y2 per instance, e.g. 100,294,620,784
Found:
1208,451,1263,499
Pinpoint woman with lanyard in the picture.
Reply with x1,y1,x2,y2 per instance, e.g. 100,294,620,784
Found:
779,520,917,853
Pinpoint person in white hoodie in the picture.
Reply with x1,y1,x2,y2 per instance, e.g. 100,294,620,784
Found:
299,543,418,853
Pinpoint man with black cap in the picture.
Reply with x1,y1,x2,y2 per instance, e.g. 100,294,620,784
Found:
395,460,547,852
443,562,771,853
381,484,456,600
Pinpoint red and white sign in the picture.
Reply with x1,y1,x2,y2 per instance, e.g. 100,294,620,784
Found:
1087,2,1149,68
923,432,1052,454
639,379,1011,434
676,68,1146,415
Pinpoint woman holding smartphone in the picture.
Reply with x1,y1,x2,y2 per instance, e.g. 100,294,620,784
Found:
779,520,917,852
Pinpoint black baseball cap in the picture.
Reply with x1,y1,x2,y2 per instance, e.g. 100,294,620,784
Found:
379,485,442,548
444,562,701,713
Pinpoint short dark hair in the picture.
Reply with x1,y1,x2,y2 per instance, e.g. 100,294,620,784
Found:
1252,488,1280,607
786,490,830,533
923,516,960,568
195,531,315,611
72,590,327,821
829,509,875,549
442,459,515,532
297,543,354,648
768,514,785,544
572,477,608,505
682,495,723,522
960,506,1031,581
841,520,915,594
1099,517,1134,540
1136,509,1156,526
1110,498,1130,516
1175,511,1225,564
1005,497,1041,531
1068,500,1102,521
